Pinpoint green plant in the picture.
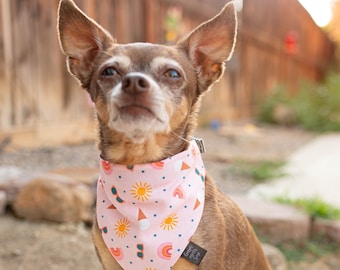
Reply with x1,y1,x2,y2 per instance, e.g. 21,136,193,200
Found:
257,85,290,124
277,238,340,263
257,73,340,132
226,160,285,183
293,74,340,131
274,196,340,220
247,161,286,182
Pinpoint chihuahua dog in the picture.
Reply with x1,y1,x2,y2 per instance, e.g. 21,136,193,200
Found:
58,0,271,269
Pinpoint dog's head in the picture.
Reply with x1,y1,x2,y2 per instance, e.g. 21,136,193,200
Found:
58,0,237,163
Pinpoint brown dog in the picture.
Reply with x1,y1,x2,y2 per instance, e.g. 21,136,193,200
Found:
58,0,271,269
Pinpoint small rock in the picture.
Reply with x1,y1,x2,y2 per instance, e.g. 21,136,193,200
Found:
13,173,94,223
0,166,27,204
312,218,340,243
230,195,310,244
0,191,6,214
262,243,287,270
0,166,22,181
11,248,23,257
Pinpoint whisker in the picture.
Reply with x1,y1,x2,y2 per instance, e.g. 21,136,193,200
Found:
171,131,190,144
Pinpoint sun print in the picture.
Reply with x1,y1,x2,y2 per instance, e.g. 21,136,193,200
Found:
115,218,131,238
160,213,178,231
131,181,152,201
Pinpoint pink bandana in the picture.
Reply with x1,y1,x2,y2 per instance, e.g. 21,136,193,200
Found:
97,140,205,270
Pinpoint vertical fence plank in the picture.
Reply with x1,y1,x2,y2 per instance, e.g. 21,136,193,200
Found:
0,0,14,129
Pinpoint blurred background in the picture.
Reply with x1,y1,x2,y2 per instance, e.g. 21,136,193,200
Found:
1,1,340,270
0,0,339,143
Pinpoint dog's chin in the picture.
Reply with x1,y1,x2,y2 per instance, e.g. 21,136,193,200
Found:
108,107,170,144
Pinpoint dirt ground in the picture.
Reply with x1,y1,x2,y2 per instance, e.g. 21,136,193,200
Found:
1,124,339,270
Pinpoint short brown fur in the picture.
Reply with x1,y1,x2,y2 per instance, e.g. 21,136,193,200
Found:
57,0,271,269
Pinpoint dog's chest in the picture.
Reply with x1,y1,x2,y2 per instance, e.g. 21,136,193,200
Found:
96,141,205,270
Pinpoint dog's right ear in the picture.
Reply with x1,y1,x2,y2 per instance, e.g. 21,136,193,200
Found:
57,0,115,95
177,2,237,95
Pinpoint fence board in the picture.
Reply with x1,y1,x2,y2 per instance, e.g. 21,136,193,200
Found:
0,0,14,128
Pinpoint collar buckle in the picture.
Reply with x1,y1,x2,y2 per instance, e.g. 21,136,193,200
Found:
192,137,206,154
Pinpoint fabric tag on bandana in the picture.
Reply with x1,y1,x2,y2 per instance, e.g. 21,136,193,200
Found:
97,140,206,270
181,241,207,266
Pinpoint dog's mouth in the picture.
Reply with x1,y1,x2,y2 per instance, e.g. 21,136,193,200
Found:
119,104,155,119
117,104,166,125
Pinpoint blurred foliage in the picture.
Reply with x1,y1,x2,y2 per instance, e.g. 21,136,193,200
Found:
275,196,340,220
257,73,340,132
277,237,340,264
257,85,290,125
245,161,286,182
226,160,285,183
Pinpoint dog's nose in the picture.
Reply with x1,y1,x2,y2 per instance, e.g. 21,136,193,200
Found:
122,74,150,94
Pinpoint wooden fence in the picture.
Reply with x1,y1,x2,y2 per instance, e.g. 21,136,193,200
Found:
0,0,335,135
233,0,335,119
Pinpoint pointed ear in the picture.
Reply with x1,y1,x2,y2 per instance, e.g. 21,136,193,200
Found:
177,2,237,94
57,0,115,92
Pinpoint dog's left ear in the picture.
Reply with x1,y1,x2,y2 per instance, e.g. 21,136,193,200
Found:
57,0,115,96
177,2,237,94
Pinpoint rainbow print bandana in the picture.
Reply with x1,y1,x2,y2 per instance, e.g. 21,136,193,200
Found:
97,140,206,270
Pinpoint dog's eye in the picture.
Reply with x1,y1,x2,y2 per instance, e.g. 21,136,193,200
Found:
164,69,181,79
101,67,118,77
